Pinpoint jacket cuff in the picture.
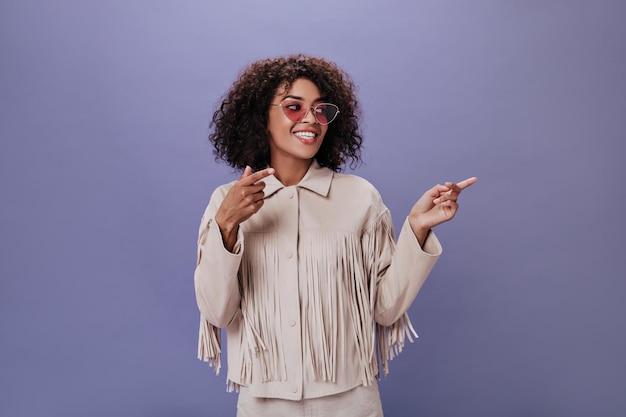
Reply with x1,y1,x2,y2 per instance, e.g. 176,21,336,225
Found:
399,218,442,257
206,217,245,257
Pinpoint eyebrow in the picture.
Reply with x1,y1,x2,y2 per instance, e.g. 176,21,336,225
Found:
283,94,326,102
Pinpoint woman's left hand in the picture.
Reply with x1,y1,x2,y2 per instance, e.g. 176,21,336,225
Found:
408,177,478,245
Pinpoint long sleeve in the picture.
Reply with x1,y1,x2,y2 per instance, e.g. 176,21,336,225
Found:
361,209,442,376
194,187,244,327
372,214,442,326
194,185,243,373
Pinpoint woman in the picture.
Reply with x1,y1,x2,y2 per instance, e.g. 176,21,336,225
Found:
195,54,476,416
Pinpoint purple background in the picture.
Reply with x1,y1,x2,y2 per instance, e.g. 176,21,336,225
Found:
1,1,625,416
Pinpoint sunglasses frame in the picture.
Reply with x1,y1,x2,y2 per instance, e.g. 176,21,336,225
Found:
270,99,340,125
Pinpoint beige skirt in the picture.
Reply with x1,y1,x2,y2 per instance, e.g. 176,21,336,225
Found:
236,383,384,417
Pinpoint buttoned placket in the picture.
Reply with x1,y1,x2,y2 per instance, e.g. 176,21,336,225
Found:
277,185,303,399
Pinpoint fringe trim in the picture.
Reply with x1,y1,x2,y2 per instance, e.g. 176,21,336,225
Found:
238,233,287,385
299,231,377,384
227,380,240,393
376,313,419,377
363,210,419,379
197,315,221,375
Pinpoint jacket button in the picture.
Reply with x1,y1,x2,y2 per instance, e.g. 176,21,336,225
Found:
289,320,296,327
288,191,294,199
287,251,293,259
292,385,298,393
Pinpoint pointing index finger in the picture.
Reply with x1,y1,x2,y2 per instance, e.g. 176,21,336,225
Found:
456,177,478,190
242,167,276,185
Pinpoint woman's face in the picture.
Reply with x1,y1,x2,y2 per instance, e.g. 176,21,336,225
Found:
267,78,328,168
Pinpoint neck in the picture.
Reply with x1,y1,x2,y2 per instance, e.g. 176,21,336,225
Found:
271,158,313,186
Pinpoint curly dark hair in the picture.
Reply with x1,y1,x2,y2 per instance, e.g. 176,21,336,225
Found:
209,54,363,172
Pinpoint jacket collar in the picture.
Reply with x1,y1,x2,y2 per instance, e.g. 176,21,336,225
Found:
263,160,333,199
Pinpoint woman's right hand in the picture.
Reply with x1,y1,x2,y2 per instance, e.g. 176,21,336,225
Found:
215,166,275,251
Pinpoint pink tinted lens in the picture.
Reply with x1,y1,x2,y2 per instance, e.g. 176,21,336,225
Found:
282,100,307,122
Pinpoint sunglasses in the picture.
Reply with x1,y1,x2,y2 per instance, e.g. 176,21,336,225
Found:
270,99,340,125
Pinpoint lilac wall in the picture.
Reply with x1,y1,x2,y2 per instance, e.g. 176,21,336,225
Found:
1,1,625,416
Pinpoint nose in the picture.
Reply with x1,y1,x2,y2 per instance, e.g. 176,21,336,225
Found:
301,106,317,123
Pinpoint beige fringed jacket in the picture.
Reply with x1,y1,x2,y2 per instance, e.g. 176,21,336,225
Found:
195,161,442,401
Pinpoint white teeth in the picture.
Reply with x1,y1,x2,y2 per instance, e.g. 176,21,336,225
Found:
294,131,316,139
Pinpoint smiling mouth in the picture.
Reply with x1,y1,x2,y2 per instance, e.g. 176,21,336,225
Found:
293,131,317,140
293,131,319,144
